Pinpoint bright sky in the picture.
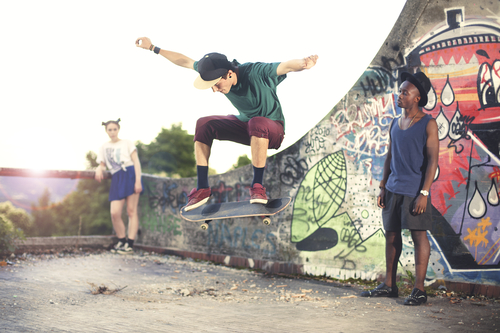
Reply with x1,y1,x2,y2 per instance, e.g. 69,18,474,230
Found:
0,0,407,174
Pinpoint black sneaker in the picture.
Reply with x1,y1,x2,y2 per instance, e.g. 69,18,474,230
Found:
110,241,124,254
360,283,399,297
404,288,427,306
117,243,133,255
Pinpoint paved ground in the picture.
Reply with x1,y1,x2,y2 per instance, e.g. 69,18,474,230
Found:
1,251,499,332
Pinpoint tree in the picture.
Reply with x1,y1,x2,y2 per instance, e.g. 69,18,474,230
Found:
49,176,112,236
0,201,33,235
208,167,218,176
30,188,56,237
229,154,252,171
30,152,112,237
0,214,25,255
85,151,99,169
0,201,30,254
137,123,196,178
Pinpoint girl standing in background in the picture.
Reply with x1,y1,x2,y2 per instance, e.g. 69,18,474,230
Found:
95,119,142,254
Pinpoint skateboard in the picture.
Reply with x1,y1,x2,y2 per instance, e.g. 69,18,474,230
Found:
180,197,291,230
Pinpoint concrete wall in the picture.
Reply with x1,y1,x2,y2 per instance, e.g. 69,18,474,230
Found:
138,0,500,287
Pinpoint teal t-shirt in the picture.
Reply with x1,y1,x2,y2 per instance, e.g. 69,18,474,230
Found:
194,60,287,129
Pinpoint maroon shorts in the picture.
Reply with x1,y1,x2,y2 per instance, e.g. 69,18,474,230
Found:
194,115,285,149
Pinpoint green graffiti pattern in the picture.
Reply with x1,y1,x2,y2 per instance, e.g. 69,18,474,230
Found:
142,212,182,235
291,151,347,242
140,200,182,236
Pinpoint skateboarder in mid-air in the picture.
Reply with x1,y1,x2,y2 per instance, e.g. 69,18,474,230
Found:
136,37,318,211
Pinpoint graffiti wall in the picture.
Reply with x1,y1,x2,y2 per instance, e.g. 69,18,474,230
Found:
138,0,500,287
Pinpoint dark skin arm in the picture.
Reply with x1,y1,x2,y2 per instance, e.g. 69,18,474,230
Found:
377,133,393,208
412,118,439,214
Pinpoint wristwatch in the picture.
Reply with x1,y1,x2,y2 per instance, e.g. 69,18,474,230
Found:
420,190,429,196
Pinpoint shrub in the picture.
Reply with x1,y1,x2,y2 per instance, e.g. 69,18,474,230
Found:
0,214,25,256
0,201,33,234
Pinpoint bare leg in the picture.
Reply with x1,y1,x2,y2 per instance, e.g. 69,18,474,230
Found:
110,199,126,238
195,141,211,166
410,230,430,291
384,231,402,288
125,192,141,240
250,136,269,168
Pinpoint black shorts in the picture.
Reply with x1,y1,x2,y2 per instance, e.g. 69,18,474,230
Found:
382,190,432,231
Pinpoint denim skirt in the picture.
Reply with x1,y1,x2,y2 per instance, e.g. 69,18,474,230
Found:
109,165,142,201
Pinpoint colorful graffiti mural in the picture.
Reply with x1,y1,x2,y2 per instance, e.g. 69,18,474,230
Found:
412,7,500,283
297,7,500,284
133,4,500,287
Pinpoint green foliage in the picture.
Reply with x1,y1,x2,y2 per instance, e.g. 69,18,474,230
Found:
137,123,196,178
0,214,25,255
72,181,111,235
85,151,99,169
31,181,112,237
0,201,33,234
208,167,218,176
30,153,112,237
230,154,252,171
396,270,417,291
30,188,56,236
406,270,416,285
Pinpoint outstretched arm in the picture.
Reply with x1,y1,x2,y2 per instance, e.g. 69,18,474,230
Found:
276,55,318,76
135,37,195,70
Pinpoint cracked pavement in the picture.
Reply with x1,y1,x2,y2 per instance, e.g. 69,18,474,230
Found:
1,251,499,332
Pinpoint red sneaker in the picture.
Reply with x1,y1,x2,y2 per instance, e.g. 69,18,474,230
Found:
250,183,268,204
184,188,211,211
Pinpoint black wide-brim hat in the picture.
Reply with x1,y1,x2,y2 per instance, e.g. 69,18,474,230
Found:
401,71,431,107
194,53,232,90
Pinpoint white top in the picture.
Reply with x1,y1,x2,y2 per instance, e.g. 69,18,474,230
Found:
97,139,136,174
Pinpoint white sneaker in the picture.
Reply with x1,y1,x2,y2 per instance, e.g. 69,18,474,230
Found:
110,241,124,254
117,243,133,255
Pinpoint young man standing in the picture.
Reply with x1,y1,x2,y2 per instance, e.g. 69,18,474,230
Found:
135,37,318,211
360,72,439,306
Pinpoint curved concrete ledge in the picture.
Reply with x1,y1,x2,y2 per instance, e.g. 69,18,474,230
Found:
14,235,115,252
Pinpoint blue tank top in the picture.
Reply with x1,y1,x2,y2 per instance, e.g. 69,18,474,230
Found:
385,113,432,197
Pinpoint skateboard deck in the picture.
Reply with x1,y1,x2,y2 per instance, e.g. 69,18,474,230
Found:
180,197,291,230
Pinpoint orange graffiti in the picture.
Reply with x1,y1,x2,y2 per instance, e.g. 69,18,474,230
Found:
464,227,489,248
477,217,492,231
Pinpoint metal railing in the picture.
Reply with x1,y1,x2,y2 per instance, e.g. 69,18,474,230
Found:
0,168,111,179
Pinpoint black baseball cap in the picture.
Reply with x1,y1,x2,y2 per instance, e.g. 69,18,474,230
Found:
194,53,233,90
401,71,431,107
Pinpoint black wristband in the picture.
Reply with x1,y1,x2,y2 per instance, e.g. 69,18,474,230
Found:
153,46,160,54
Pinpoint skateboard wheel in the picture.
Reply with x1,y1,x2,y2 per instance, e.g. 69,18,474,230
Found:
200,223,209,230
263,217,271,225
